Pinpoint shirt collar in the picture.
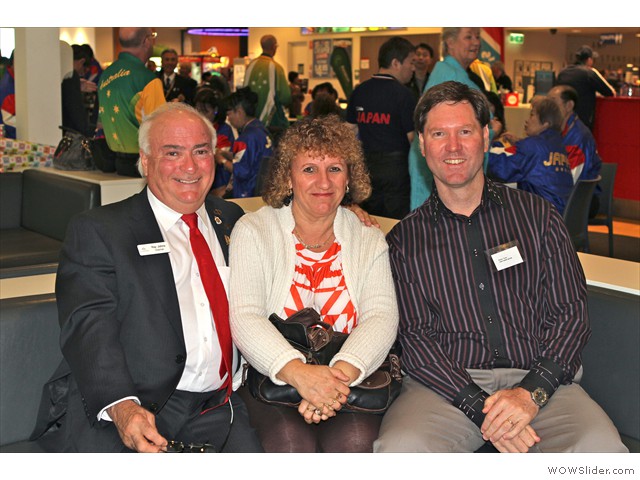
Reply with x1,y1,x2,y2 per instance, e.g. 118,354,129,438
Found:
147,188,209,232
372,73,398,81
427,177,505,223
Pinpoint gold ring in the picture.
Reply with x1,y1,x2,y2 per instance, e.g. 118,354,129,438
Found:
507,417,514,426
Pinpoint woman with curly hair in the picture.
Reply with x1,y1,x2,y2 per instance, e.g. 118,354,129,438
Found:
229,115,399,452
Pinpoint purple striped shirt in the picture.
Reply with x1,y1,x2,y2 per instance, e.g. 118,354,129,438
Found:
387,179,590,426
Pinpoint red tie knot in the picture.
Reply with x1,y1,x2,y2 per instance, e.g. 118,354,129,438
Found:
181,213,199,230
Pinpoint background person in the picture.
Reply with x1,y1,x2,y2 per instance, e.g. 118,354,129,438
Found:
243,34,291,135
346,36,417,220
406,42,434,100
491,60,512,92
229,116,398,452
223,87,273,198
304,82,342,118
157,48,194,105
96,27,165,176
556,45,616,131
288,70,305,118
194,87,235,197
61,44,97,137
547,84,603,217
408,27,485,211
488,96,573,215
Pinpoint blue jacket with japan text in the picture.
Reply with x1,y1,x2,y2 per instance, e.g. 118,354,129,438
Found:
488,128,573,215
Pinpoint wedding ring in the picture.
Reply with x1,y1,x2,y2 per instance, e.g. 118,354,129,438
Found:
314,408,322,416
506,417,515,426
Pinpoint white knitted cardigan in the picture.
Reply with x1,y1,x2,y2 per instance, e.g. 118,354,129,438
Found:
229,204,399,386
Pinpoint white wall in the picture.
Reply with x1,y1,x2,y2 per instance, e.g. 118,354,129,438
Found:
14,28,62,146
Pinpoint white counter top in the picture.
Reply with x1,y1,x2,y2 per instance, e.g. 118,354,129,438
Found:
5,254,635,300
577,252,640,296
0,273,56,300
36,167,146,205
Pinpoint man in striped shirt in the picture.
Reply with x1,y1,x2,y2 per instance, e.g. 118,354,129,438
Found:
374,81,626,453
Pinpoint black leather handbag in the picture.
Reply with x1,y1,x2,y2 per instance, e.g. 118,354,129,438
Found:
53,126,95,171
245,308,402,414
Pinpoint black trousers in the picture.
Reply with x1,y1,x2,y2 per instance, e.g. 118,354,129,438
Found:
40,378,262,453
154,389,263,453
93,138,141,177
361,151,410,220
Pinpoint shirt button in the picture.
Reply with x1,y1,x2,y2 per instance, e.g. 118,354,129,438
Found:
478,283,485,290
204,337,208,343
487,315,493,324
467,219,472,226
494,349,500,356
473,248,479,256
196,272,200,277
200,302,205,307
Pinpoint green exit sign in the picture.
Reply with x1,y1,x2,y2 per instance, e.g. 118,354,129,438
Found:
509,33,524,44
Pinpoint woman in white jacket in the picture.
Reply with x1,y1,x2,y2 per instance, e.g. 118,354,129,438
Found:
229,115,399,452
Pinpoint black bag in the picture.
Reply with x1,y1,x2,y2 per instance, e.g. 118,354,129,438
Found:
245,308,402,414
53,126,95,171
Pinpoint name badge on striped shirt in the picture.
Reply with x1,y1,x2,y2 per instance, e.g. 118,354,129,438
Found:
487,240,523,271
137,242,171,256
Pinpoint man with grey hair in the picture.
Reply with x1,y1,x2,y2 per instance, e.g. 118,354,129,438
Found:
96,27,165,177
243,34,291,132
31,102,262,453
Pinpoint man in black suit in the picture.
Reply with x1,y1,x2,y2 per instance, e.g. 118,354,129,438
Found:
179,61,198,105
158,48,194,105
31,102,262,453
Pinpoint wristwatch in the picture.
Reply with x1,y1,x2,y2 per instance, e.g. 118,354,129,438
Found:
527,387,549,408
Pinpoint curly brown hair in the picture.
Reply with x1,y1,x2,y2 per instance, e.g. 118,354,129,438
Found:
262,115,371,208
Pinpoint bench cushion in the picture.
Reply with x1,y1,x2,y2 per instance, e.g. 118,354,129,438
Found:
0,294,62,447
0,228,62,269
21,169,100,242
582,287,640,447
0,172,23,229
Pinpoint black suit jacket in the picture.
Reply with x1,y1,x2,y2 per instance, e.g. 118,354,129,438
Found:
158,72,195,105
31,189,243,448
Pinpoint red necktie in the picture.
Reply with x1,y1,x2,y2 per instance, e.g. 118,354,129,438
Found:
181,213,232,397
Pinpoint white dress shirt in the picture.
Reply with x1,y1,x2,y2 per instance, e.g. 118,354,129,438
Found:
98,190,231,420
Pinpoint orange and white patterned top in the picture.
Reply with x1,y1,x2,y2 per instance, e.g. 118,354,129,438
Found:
282,237,357,334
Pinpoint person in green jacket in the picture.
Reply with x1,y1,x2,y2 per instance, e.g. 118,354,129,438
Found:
243,35,291,133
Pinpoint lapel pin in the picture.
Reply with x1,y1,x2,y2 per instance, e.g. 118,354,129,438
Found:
214,216,222,225
224,235,230,245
